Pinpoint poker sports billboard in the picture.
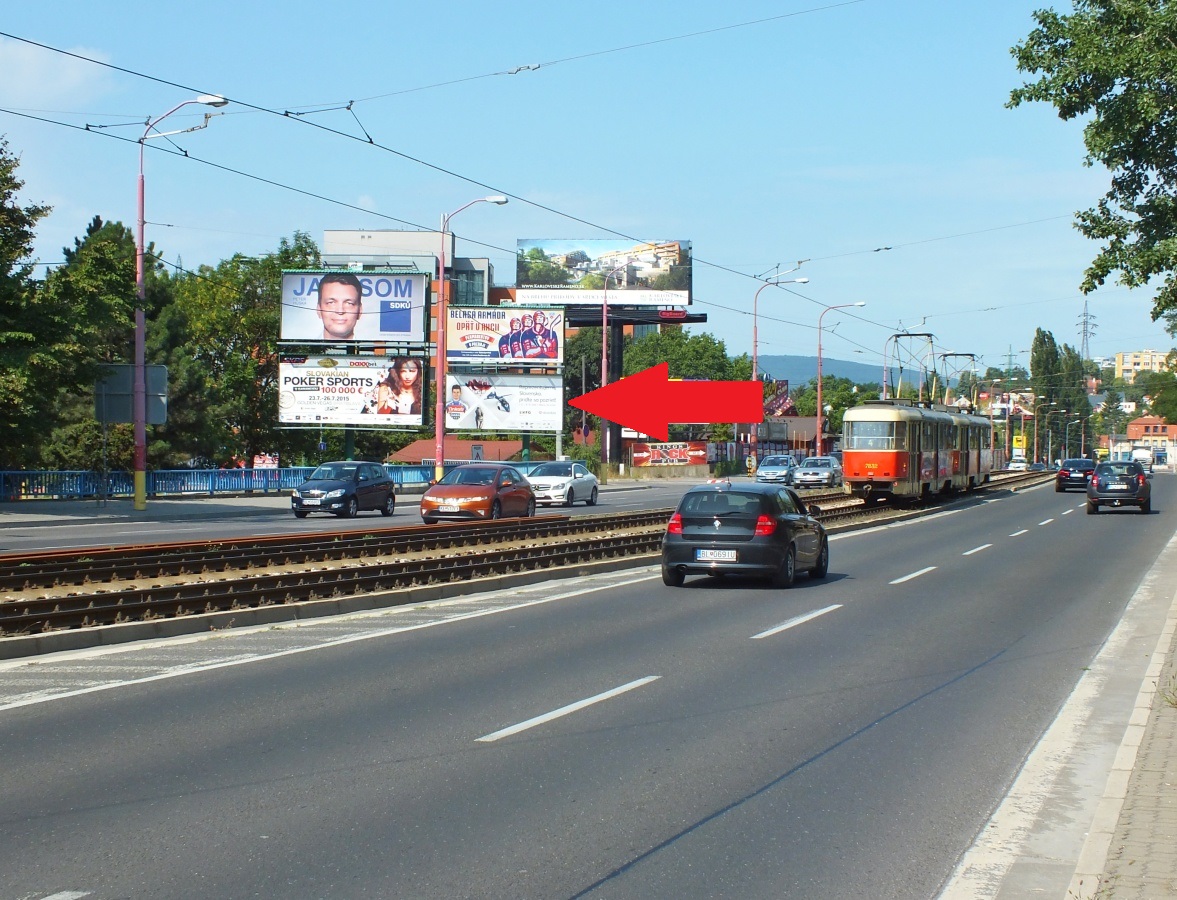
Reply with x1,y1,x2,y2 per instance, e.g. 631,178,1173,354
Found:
514,239,691,306
444,374,563,432
447,307,564,365
279,355,427,426
280,271,428,342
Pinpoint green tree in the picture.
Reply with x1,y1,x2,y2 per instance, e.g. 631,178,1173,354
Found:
1010,2,1177,333
516,248,572,287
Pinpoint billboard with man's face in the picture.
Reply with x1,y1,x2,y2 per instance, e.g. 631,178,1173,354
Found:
444,374,563,432
280,271,428,342
513,239,691,306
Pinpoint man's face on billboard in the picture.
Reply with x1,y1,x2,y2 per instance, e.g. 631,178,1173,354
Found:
317,281,362,339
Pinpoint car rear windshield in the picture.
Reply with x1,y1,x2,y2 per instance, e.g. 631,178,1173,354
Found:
680,491,764,516
1063,459,1093,469
1096,462,1140,477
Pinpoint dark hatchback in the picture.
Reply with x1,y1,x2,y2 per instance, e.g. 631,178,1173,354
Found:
661,482,828,588
1086,460,1151,514
1056,458,1096,492
291,461,396,518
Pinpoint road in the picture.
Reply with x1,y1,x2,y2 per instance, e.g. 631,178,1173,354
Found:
0,476,1173,898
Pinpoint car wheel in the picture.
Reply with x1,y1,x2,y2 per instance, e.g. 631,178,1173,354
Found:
1055,483,1063,492
587,486,598,506
490,500,502,520
339,497,359,518
772,544,797,588
380,493,396,517
525,498,535,517
810,539,829,579
564,490,574,507
661,564,684,587
1086,500,1098,515
422,516,437,525
294,510,309,519
1141,499,1151,514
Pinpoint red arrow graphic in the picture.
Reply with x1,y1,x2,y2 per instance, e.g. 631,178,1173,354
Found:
568,362,764,441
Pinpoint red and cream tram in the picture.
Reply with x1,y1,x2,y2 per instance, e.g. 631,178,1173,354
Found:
841,399,994,503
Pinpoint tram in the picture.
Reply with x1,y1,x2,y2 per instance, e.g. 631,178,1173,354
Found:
841,399,994,503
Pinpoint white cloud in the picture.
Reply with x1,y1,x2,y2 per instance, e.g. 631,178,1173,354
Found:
0,37,115,107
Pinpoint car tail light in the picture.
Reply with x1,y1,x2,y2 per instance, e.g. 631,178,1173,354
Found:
754,515,777,536
1059,469,1070,478
667,512,683,535
1138,473,1146,487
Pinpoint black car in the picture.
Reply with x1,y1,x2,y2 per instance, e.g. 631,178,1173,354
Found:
291,461,396,518
1056,458,1096,492
1086,460,1151,514
661,482,828,588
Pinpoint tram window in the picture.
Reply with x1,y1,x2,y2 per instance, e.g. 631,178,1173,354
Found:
846,420,896,450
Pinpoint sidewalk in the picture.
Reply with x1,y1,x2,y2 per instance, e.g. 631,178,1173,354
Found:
2,483,1174,897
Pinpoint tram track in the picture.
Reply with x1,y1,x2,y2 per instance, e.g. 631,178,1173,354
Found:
0,472,1049,653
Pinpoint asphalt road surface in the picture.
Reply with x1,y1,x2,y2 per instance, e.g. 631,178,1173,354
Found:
0,476,1173,898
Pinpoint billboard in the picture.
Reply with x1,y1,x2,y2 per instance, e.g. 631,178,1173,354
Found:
630,442,709,467
447,307,564,365
445,373,563,432
279,355,427,426
280,271,428,343
514,239,691,306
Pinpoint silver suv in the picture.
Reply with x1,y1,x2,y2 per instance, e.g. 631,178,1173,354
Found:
793,456,843,488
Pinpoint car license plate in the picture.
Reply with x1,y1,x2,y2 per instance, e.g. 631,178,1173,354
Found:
696,549,736,562
1109,483,1129,490
302,498,319,506
439,504,459,512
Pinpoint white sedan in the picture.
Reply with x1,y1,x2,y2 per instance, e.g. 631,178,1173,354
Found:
527,461,600,506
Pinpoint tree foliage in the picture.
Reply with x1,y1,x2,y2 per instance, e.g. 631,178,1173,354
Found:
1010,1,1177,333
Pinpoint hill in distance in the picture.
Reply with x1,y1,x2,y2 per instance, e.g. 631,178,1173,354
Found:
756,354,887,388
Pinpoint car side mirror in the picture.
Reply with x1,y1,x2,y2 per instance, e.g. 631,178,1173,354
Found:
808,504,821,516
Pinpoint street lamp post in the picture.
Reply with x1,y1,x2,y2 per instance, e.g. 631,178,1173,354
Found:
134,94,227,511
600,259,633,475
815,302,865,455
433,195,508,482
748,273,809,464
1033,399,1056,462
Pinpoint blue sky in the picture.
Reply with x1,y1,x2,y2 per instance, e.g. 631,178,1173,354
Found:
2,0,1173,382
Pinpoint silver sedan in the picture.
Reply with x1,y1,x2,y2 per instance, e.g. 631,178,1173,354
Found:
527,461,600,506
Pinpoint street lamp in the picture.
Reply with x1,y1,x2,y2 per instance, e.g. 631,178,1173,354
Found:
600,258,633,475
815,302,865,455
433,195,509,481
134,94,228,511
749,272,809,463
1032,399,1057,462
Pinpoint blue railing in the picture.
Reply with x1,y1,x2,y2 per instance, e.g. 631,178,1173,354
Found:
1,465,438,501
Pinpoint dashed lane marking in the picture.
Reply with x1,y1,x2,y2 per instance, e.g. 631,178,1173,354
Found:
751,605,842,640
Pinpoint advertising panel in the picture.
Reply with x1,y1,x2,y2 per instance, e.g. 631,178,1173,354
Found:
280,271,428,343
279,355,427,426
630,441,709,467
445,374,563,432
514,239,691,306
447,307,564,364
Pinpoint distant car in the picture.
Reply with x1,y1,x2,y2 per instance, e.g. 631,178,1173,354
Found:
528,461,599,507
1008,457,1029,471
755,455,797,485
793,456,843,488
1087,460,1151,514
291,461,396,519
1055,458,1096,492
660,482,828,588
420,463,535,524
1028,462,1047,472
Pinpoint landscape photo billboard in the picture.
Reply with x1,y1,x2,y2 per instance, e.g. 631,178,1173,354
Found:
444,373,563,432
447,306,564,365
280,271,428,343
279,355,427,426
514,239,691,306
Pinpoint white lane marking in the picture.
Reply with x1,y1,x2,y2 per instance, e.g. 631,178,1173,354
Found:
962,544,992,556
1038,518,1054,526
476,676,660,742
1062,509,1074,515
41,892,92,900
1009,529,1028,537
890,566,936,585
751,605,842,640
0,572,661,710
